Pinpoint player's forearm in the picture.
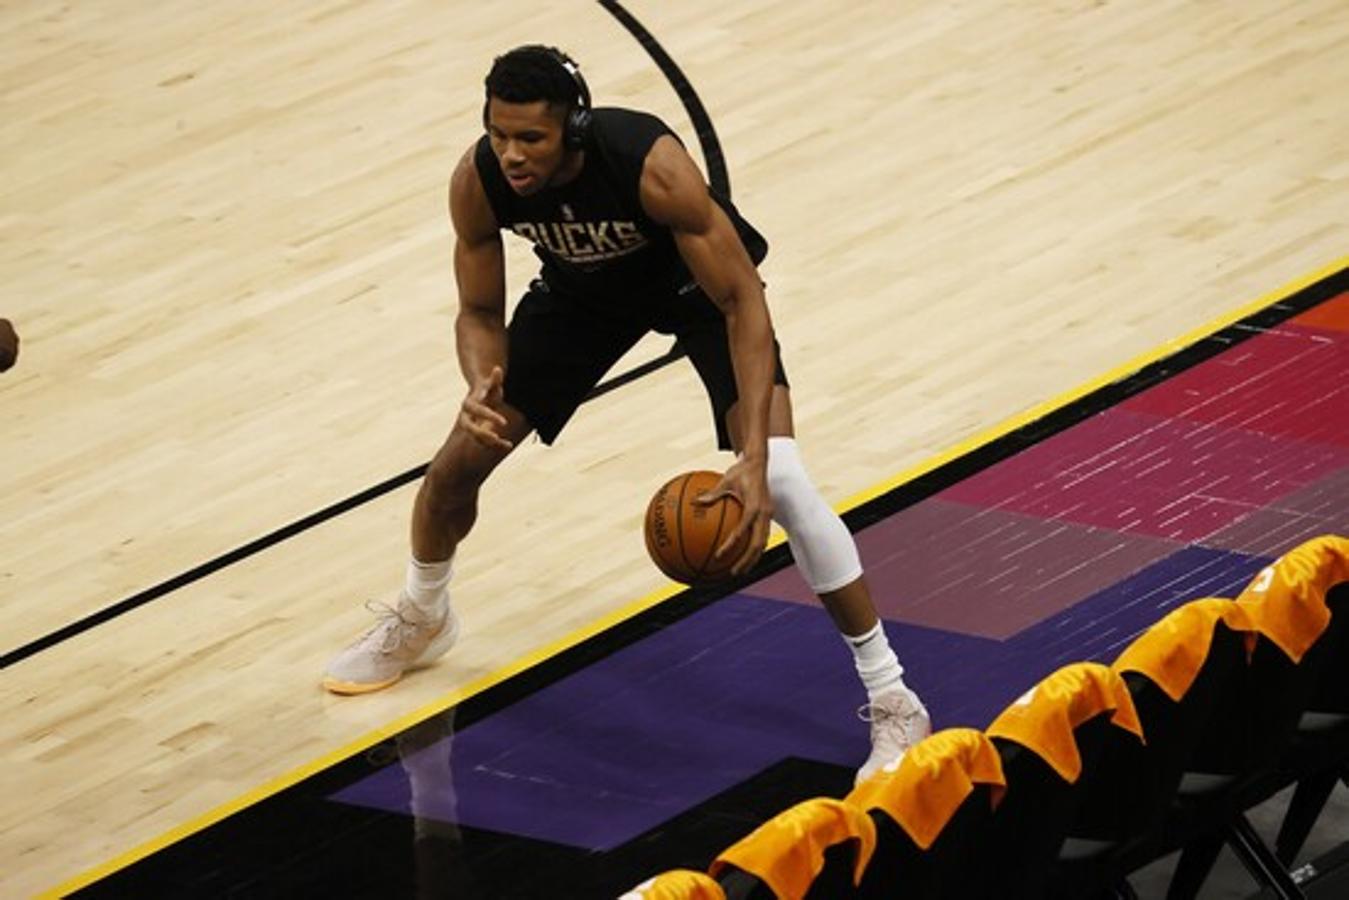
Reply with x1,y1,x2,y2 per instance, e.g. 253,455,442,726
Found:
723,291,775,461
454,307,508,385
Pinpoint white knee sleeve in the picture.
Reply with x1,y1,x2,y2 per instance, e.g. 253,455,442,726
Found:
766,437,863,593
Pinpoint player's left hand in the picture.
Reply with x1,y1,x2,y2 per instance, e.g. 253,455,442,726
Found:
698,455,773,576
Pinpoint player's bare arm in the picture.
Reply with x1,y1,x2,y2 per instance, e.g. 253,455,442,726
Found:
639,135,776,574
449,147,513,450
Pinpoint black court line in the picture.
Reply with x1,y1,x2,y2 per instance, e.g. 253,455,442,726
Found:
71,265,1349,898
599,0,732,197
0,1,731,671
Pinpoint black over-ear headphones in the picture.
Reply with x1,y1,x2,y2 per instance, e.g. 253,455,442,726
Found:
484,46,592,150
546,48,592,150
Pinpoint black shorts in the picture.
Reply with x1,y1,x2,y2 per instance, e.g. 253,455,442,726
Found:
502,278,789,450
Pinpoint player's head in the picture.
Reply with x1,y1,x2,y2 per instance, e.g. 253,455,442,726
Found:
483,45,591,195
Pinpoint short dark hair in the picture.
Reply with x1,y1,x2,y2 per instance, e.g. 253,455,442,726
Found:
484,45,581,111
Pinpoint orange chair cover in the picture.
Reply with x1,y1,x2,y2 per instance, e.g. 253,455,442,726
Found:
1236,535,1349,663
710,797,877,900
1112,598,1254,701
846,727,1005,849
622,869,727,900
985,662,1142,783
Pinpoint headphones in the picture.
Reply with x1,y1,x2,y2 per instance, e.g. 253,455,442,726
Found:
548,48,593,150
484,46,592,151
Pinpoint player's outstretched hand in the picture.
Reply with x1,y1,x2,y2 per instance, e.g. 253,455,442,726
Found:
698,455,773,576
459,365,513,451
0,319,18,373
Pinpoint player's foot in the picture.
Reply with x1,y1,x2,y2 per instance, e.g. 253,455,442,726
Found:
855,686,931,784
323,592,459,695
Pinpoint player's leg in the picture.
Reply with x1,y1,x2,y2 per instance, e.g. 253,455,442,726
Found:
733,388,930,782
412,403,532,563
325,280,646,694
323,405,531,695
679,315,930,782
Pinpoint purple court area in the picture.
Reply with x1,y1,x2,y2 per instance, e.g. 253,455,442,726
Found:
333,293,1349,851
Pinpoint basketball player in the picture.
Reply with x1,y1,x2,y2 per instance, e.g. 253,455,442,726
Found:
325,45,929,782
0,318,18,372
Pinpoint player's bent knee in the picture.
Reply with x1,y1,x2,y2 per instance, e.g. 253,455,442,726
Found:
766,437,862,593
421,465,477,517
425,433,501,504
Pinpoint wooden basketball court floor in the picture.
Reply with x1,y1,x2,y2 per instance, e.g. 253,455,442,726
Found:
2,2,1348,896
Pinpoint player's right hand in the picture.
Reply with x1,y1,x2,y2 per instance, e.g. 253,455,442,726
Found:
699,455,772,576
459,365,513,450
0,319,18,373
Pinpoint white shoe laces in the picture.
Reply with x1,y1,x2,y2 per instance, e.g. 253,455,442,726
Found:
356,600,424,654
857,692,927,741
856,691,930,783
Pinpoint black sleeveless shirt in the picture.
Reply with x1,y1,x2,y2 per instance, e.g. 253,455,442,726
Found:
474,108,767,305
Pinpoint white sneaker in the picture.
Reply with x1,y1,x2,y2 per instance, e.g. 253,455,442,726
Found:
323,592,459,695
856,686,931,784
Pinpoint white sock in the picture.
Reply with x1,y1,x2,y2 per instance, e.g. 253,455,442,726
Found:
845,622,906,700
405,557,452,615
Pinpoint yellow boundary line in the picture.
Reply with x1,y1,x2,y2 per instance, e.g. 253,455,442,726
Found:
44,255,1347,898
842,255,1347,512
41,582,689,898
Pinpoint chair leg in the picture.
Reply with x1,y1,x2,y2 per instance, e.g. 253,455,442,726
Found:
1167,833,1224,900
1225,813,1307,900
1275,768,1342,865
1109,877,1140,900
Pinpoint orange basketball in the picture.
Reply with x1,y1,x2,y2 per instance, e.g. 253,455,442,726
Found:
644,470,746,585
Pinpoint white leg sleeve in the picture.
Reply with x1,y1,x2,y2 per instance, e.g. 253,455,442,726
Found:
766,436,863,594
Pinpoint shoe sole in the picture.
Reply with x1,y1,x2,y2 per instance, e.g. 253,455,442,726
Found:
322,673,403,695
321,612,461,696
415,612,460,667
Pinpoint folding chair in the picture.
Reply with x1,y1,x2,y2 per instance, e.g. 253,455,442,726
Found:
1162,536,1349,900
1213,536,1349,873
710,797,876,900
983,662,1145,899
1046,598,1252,897
845,727,1005,899
1275,581,1349,866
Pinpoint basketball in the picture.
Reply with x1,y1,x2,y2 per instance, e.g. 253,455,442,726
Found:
644,470,746,585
